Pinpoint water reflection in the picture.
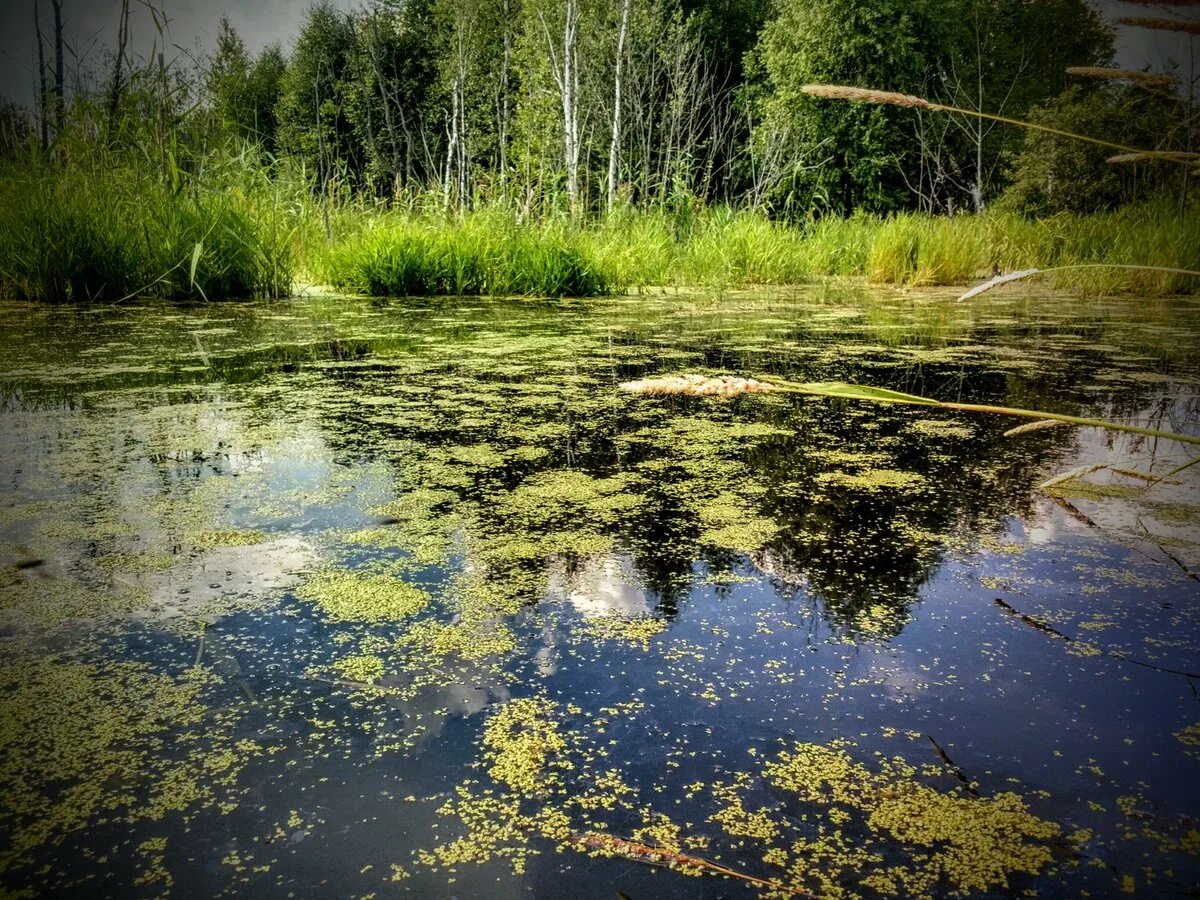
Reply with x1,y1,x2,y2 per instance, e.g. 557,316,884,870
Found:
1,291,1198,897
545,552,651,619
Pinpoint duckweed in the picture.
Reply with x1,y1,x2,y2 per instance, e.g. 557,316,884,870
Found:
297,572,430,623
2,292,1199,897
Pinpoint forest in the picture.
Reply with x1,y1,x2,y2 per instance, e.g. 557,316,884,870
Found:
0,0,1197,299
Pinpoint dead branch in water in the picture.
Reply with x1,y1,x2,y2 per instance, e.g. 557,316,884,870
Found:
926,735,979,797
571,831,811,896
993,598,1200,680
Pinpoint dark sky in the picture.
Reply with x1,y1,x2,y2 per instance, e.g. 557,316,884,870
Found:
0,0,1194,107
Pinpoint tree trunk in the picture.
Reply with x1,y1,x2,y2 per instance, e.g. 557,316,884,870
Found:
107,0,131,133
562,0,580,215
607,0,631,213
34,0,48,149
496,0,511,194
51,0,64,131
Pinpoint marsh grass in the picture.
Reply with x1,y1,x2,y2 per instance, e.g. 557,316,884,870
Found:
319,199,1199,299
323,213,609,297
2,138,1195,301
0,149,296,302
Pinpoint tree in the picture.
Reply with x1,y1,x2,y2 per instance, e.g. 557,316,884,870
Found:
245,46,286,151
207,19,251,135
751,0,948,215
1001,85,1177,214
207,19,287,150
276,3,362,189
935,0,1113,211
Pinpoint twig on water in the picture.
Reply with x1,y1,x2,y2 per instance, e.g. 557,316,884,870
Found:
620,376,1200,447
1135,517,1200,584
993,598,1071,640
993,598,1200,680
957,264,1200,302
926,735,979,798
571,831,811,897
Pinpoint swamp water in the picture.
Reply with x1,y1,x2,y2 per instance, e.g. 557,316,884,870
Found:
0,288,1198,898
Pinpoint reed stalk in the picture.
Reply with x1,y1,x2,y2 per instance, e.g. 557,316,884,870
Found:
621,376,1200,446
800,84,1200,167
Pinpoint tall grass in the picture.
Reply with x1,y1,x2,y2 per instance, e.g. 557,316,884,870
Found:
316,200,1199,298
0,155,296,302
322,211,610,297
2,132,1195,301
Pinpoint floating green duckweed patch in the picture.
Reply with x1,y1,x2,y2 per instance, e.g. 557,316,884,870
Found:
331,652,386,684
583,614,669,650
482,697,571,795
399,619,517,661
188,529,267,549
912,418,975,439
0,577,151,628
754,741,1061,896
695,493,779,552
0,658,261,876
416,699,1066,899
815,468,928,491
297,572,430,623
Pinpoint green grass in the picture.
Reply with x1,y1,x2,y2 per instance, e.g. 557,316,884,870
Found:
2,142,1195,302
322,211,610,298
0,155,295,303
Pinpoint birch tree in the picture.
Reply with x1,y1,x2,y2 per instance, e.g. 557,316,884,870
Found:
606,0,631,210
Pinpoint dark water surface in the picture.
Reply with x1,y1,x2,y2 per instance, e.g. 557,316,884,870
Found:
1,288,1198,898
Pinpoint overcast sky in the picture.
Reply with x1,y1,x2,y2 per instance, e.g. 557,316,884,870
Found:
0,0,1194,108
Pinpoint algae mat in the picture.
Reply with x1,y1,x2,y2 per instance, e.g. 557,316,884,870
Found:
1,288,1198,898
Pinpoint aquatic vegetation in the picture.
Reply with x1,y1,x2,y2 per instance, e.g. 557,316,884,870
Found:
482,698,572,795
815,468,928,492
911,418,975,439
2,292,1199,896
0,658,261,876
0,576,151,629
695,494,780,550
583,614,669,650
0,158,294,302
744,741,1063,896
420,698,1066,899
323,216,610,298
332,653,386,684
297,571,430,623
188,528,268,549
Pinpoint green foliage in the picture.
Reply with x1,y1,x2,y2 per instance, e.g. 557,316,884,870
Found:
0,99,31,159
0,160,294,302
348,0,444,191
323,213,610,297
318,199,1199,299
276,3,362,188
1002,87,1181,215
752,0,946,215
932,0,1114,207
